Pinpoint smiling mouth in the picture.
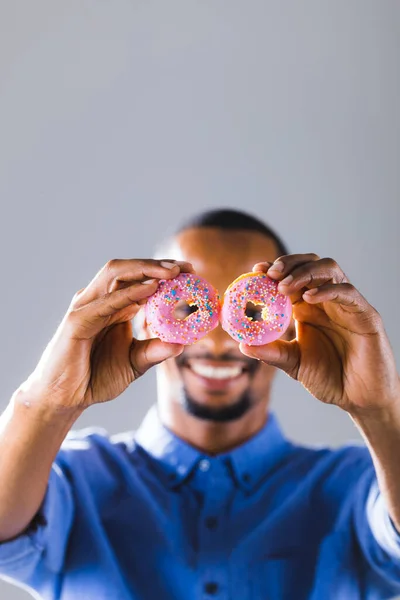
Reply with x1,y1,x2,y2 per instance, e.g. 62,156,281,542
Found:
181,358,251,384
190,363,245,380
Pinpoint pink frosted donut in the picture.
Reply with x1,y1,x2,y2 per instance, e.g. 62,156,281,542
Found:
145,272,220,345
221,272,292,345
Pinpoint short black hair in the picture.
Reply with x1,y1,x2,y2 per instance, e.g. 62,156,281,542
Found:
176,208,289,258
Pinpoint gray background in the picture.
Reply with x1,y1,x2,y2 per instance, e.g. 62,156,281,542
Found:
0,1,399,598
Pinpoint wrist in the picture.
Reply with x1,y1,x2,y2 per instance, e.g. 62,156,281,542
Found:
11,385,84,426
348,402,400,442
347,377,400,424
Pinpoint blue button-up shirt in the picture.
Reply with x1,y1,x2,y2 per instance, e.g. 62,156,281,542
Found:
1,405,400,599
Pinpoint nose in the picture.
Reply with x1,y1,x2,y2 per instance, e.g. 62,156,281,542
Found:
198,322,239,357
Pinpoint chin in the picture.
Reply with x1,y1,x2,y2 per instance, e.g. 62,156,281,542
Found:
180,389,254,423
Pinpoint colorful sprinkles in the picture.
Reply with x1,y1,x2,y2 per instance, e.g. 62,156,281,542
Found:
221,272,292,346
145,273,220,345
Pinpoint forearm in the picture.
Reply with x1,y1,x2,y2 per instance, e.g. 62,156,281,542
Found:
350,402,400,532
0,387,82,542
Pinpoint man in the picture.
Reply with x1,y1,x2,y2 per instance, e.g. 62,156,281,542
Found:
0,208,399,600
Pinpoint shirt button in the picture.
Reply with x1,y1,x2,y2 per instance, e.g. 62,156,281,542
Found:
204,582,219,595
205,516,218,530
199,459,210,472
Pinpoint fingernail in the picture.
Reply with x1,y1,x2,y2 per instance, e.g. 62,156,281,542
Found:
142,278,157,285
279,274,293,287
268,261,285,273
161,261,177,269
304,288,318,296
176,261,194,272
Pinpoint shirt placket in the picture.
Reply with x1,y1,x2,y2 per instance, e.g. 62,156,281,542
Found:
196,457,233,600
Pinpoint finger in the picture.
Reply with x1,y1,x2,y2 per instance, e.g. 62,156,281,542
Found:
239,339,300,380
110,261,195,293
103,259,181,293
275,258,349,296
266,253,321,281
302,283,380,334
252,261,273,273
67,279,160,339
78,259,186,306
169,260,195,274
302,282,368,313
107,260,195,296
129,338,184,378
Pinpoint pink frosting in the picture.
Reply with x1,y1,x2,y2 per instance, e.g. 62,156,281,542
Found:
221,272,292,345
145,273,220,345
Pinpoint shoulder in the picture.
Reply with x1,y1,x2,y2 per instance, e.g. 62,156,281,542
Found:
56,426,140,483
53,426,143,512
60,424,140,455
287,439,374,486
61,426,138,453
287,440,376,524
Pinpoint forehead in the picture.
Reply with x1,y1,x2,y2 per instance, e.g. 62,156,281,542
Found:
166,227,279,291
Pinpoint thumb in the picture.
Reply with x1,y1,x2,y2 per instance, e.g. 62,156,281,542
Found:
239,339,300,380
130,338,184,378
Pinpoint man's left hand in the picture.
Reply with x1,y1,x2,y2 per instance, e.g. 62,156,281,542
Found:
240,253,400,415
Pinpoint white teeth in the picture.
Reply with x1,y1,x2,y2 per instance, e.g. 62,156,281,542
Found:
190,364,243,380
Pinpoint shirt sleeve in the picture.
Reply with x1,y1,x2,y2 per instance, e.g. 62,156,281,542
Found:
317,444,400,596
0,458,74,586
351,454,400,592
366,478,400,558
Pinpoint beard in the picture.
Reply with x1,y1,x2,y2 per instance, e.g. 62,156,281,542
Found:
179,388,255,423
174,350,262,423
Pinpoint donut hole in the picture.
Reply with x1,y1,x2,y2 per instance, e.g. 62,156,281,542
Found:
245,301,268,322
173,299,200,321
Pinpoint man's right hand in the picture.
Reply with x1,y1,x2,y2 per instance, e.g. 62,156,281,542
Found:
19,258,193,413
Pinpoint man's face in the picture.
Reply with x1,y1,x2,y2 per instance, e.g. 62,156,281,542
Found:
146,227,294,422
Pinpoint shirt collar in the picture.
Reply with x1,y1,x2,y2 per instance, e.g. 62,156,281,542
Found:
134,404,291,491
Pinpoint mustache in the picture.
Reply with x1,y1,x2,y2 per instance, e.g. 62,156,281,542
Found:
175,351,261,376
